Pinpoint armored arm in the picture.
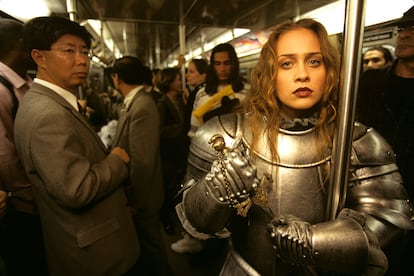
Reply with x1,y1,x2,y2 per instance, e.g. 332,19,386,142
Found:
347,124,414,244
177,114,259,238
184,137,258,229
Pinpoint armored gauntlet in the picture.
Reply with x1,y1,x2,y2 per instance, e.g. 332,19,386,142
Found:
205,135,259,216
181,135,259,235
268,209,388,275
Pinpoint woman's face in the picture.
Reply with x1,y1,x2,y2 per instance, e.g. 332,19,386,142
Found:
186,62,206,87
274,28,326,119
170,73,182,92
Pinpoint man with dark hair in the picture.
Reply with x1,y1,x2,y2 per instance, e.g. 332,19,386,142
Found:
110,56,170,275
362,46,394,71
14,16,139,275
357,5,414,275
189,43,249,137
0,18,47,276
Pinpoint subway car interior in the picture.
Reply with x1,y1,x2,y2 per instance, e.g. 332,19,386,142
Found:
1,0,414,275
0,0,412,93
1,0,412,72
1,0,412,89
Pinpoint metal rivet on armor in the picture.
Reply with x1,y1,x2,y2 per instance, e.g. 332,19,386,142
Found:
219,197,224,202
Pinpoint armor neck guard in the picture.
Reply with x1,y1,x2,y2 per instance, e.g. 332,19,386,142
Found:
279,112,319,131
242,115,331,168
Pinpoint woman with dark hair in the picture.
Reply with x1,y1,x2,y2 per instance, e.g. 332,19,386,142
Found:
188,43,249,137
183,58,208,140
156,67,187,235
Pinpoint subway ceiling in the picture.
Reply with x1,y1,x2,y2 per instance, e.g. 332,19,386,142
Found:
46,0,337,67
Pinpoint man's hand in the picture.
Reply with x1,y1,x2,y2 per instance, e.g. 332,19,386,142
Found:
0,190,8,218
111,147,130,164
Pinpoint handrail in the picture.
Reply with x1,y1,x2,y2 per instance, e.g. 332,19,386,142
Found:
326,0,366,220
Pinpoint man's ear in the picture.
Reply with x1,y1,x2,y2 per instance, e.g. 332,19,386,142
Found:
31,49,46,68
112,73,120,86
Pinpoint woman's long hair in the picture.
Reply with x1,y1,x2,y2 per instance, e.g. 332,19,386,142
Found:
243,18,340,161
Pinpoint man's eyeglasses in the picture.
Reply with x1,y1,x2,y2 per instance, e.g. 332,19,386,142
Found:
47,48,93,59
397,26,414,33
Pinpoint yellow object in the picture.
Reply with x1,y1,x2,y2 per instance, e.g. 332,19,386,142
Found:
192,85,235,125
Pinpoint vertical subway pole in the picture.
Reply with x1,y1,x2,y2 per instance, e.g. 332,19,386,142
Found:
326,0,366,220
155,25,161,69
66,0,77,21
179,0,186,90
100,21,105,60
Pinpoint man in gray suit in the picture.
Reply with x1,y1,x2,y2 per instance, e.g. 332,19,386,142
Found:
110,56,170,275
14,16,139,275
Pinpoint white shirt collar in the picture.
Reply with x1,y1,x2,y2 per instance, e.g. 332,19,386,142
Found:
34,78,79,111
123,85,143,109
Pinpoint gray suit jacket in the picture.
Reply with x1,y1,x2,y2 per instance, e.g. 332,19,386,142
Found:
14,82,139,275
113,89,164,216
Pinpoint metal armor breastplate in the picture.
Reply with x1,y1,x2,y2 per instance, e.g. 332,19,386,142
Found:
242,121,331,223
230,118,332,274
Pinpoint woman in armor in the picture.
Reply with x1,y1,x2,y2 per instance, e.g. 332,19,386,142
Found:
176,18,413,275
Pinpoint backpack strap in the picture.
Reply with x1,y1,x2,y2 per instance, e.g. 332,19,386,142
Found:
0,75,18,119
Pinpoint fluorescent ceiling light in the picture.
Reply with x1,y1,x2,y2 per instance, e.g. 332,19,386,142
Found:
233,28,250,38
0,0,51,22
300,0,414,35
365,0,413,26
212,28,250,46
87,19,102,35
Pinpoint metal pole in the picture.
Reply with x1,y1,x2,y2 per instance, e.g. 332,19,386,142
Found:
155,25,161,68
100,21,105,59
179,0,186,90
326,0,366,220
66,0,78,21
